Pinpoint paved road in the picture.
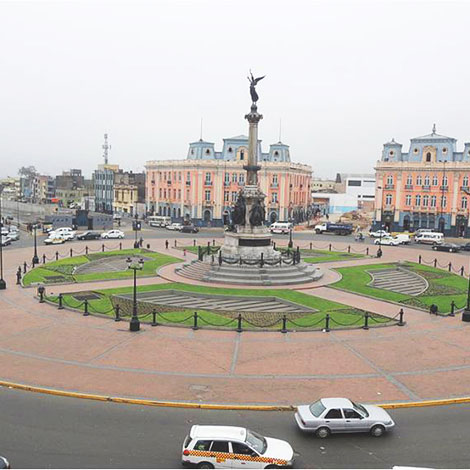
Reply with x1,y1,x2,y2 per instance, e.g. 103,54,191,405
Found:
1,387,469,469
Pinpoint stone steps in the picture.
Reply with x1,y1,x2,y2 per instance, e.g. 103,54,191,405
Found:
369,268,427,296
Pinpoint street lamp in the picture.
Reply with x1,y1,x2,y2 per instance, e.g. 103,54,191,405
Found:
127,256,144,331
0,185,6,289
32,224,39,266
133,213,140,249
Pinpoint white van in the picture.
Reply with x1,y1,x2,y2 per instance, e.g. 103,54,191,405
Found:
147,216,171,228
415,232,444,245
270,222,292,234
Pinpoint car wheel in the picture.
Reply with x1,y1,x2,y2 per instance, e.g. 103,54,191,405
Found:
449,248,454,253
370,424,385,437
197,463,214,469
432,246,437,250
315,426,330,439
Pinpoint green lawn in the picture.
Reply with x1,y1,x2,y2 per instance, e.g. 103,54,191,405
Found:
332,262,467,314
23,248,181,286
44,282,396,330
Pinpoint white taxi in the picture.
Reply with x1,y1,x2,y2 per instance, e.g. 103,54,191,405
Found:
182,425,294,469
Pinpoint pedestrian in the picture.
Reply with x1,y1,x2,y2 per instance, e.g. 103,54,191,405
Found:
183,248,187,257
165,239,169,250
139,236,143,248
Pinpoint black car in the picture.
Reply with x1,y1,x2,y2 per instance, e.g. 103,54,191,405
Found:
461,243,470,251
432,242,461,253
77,231,101,240
180,225,199,234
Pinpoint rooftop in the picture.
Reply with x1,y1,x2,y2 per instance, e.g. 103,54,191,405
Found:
190,425,247,440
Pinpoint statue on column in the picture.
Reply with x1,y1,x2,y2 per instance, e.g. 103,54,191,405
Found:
248,71,265,104
232,192,246,225
249,197,266,226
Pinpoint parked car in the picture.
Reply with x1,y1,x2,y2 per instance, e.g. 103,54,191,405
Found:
460,243,470,251
180,225,199,234
0,456,10,469
432,242,460,253
44,236,67,245
369,229,390,238
166,222,183,231
77,231,101,240
415,232,444,245
0,236,11,247
48,227,76,240
182,425,295,469
374,236,400,246
270,222,292,234
6,231,19,242
393,234,411,245
294,397,395,438
101,229,124,239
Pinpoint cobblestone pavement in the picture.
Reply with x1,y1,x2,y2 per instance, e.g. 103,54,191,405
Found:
1,238,470,405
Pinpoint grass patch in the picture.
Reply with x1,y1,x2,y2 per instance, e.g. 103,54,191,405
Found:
332,261,467,314
45,282,395,330
23,248,181,286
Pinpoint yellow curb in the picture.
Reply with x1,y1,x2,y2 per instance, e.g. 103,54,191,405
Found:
1,379,470,410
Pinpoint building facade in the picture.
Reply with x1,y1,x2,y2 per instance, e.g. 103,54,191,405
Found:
145,135,312,226
374,126,470,236
336,173,375,210
93,164,119,213
32,175,55,204
113,171,146,216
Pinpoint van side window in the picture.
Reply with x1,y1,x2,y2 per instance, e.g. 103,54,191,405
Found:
194,440,211,451
210,441,229,453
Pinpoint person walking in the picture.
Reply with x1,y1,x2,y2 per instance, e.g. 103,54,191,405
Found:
165,239,169,250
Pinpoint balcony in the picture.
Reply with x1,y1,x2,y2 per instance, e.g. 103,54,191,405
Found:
440,186,449,191
204,181,212,186
404,184,413,190
185,181,191,186
461,186,469,192
384,184,394,190
422,185,431,191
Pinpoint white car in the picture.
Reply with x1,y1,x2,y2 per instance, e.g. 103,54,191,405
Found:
0,236,11,247
49,227,76,241
44,235,67,245
369,230,390,238
374,236,400,246
166,223,183,231
101,229,124,239
295,397,395,438
6,231,20,242
182,425,294,469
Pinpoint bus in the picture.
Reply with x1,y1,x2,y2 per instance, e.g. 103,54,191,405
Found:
147,215,171,228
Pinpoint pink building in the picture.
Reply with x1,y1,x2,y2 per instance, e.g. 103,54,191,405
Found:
145,135,312,226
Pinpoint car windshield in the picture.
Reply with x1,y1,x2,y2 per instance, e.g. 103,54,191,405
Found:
309,400,326,417
245,429,267,454
352,401,369,417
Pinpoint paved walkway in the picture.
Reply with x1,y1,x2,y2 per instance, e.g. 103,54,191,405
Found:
1,238,470,405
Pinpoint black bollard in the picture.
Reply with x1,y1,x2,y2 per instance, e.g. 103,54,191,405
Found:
55,251,59,261
366,247,369,256
329,243,332,251
70,248,73,257
419,254,422,264
237,314,242,333
348,245,351,253
114,305,121,322
102,244,105,252
119,242,122,250
273,241,276,250
58,293,64,310
193,239,196,247
448,262,452,272
192,312,199,330
42,254,46,264
363,312,369,330
461,267,465,276
85,246,89,255
309,242,312,250
212,239,215,247
16,267,22,285
218,250,222,266
434,258,437,268
83,299,89,316
260,252,264,268
151,309,157,326
23,262,27,274
281,314,287,333
450,301,456,317
325,313,330,332
174,239,177,248
398,308,405,326
38,286,45,303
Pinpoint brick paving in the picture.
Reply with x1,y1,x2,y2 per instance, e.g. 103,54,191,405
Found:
1,238,470,405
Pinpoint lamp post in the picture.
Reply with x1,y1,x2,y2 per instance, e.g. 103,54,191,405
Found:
376,185,385,257
0,185,6,289
127,257,144,331
133,213,139,249
288,225,293,249
32,224,39,266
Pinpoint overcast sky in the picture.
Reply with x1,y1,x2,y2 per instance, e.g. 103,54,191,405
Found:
1,0,469,179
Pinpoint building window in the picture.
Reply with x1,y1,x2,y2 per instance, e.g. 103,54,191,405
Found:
272,192,278,203
443,147,448,154
442,176,448,187
414,148,419,154
173,189,176,199
273,174,278,184
205,172,211,183
431,195,437,207
205,149,210,155
178,189,181,200
224,173,230,184
224,191,229,202
274,150,279,156
463,176,469,187
424,175,430,186
441,195,447,208
191,149,194,155
415,195,421,206
186,189,190,200
386,175,393,185
239,174,245,184
405,195,412,206
228,147,233,153
406,175,412,185
423,195,429,207
432,175,438,186
187,172,190,181
426,152,432,162
462,197,468,209
416,175,422,186
389,150,394,156
385,194,392,205
205,190,211,202
232,173,237,183
231,191,237,202
178,172,181,181
240,151,244,160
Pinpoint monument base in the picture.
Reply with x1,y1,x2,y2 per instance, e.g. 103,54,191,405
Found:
221,227,280,261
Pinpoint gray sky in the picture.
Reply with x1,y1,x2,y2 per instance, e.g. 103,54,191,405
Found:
1,0,470,179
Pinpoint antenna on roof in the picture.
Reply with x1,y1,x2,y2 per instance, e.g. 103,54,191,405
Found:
432,123,436,135
102,133,110,164
279,119,282,143
200,118,203,141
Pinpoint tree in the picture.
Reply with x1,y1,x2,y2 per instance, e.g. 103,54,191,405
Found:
18,166,38,179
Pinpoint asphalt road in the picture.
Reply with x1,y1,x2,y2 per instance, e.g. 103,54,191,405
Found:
1,387,469,469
